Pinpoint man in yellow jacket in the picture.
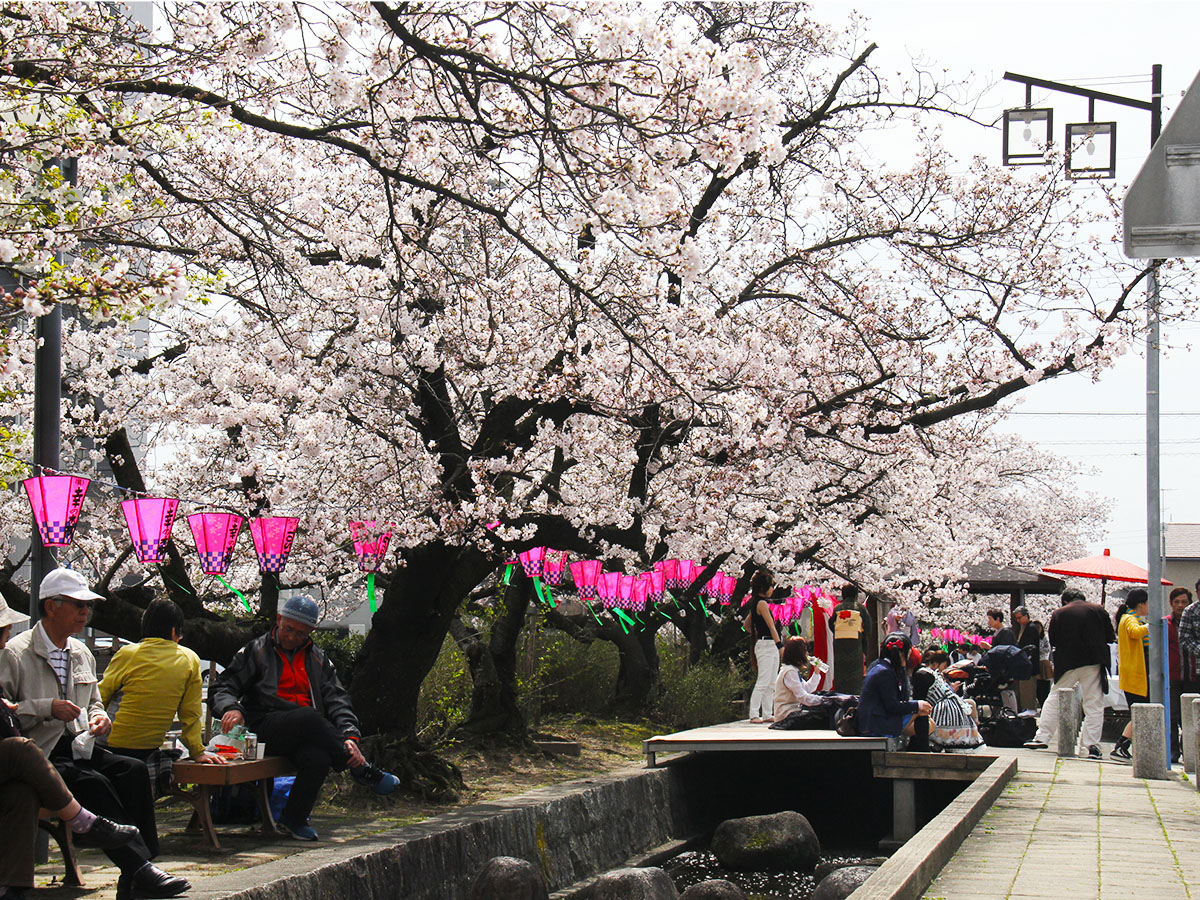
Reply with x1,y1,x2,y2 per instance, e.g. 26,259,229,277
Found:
100,599,223,766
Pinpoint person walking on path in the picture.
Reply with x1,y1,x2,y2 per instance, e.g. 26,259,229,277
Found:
1013,607,1041,712
1110,589,1150,761
210,595,399,841
1024,588,1115,759
829,584,873,694
0,568,190,900
100,599,224,765
1165,587,1199,763
743,571,783,723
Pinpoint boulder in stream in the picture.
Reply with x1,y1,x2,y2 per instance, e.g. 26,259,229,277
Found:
813,857,888,882
810,864,880,900
709,811,821,871
590,866,680,900
467,856,549,900
678,879,748,899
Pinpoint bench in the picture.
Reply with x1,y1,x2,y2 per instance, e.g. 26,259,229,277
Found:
37,817,83,887
172,757,295,849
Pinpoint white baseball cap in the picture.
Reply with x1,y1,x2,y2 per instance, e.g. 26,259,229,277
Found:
39,567,104,602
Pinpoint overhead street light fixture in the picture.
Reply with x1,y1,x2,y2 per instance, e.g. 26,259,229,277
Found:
1065,120,1118,179
1002,107,1054,165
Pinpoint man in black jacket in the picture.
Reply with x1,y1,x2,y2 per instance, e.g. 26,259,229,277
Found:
1023,589,1115,758
210,596,398,840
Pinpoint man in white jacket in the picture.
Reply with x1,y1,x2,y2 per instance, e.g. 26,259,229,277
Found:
0,568,189,900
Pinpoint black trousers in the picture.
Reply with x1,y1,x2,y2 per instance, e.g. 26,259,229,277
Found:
1170,679,1200,760
251,707,351,824
49,736,154,870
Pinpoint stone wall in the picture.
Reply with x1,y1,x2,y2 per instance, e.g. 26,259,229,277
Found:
190,766,693,900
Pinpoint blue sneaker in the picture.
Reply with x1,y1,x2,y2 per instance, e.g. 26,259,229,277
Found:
276,816,318,841
351,762,400,796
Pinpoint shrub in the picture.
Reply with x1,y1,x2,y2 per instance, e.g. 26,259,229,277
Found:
520,630,620,720
654,651,742,730
416,635,472,738
311,630,365,686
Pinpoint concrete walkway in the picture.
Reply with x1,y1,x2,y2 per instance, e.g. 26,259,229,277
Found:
922,749,1200,900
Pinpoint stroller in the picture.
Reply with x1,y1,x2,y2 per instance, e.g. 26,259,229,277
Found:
948,646,1037,748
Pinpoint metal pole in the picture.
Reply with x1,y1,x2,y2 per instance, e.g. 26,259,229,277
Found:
29,304,61,624
1146,64,1165,733
28,156,74,622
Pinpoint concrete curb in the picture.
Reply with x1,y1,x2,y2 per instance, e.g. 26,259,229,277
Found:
846,753,1018,900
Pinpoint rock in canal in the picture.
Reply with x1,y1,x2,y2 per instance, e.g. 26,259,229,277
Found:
678,878,748,899
590,866,680,899
709,811,821,871
467,856,549,900
810,864,879,900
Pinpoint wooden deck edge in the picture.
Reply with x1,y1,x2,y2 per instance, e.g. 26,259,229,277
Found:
847,753,1018,900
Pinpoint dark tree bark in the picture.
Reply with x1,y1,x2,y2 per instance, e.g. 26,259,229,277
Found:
349,541,493,799
449,571,532,738
611,622,661,711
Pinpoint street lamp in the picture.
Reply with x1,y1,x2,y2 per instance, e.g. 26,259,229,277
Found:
1065,121,1117,180
1001,106,1053,166
1003,66,1170,757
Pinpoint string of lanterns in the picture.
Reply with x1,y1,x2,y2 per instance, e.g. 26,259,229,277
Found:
22,470,835,631
22,473,382,612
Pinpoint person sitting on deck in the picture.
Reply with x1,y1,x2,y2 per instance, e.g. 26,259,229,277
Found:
771,638,829,723
857,632,932,749
209,595,400,841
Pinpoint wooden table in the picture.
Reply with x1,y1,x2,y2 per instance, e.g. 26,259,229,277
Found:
172,757,295,849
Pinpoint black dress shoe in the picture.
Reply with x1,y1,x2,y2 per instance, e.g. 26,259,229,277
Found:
73,816,141,850
116,864,191,900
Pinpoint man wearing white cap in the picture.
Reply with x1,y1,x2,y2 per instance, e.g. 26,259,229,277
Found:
211,594,399,841
0,568,189,900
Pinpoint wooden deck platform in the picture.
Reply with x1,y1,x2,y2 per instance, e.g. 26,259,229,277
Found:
642,719,889,767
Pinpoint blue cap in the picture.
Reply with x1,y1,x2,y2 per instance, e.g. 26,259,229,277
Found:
280,594,320,628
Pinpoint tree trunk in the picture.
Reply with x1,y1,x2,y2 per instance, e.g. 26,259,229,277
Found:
612,623,661,711
450,572,531,738
349,541,492,799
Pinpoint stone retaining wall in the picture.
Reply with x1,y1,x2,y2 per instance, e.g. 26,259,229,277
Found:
190,766,692,900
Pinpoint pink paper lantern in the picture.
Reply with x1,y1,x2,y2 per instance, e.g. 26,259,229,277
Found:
121,497,178,564
616,574,636,610
350,520,393,573
250,516,299,574
596,571,622,609
188,512,243,575
676,560,699,590
518,546,546,578
542,549,569,586
654,559,680,590
570,560,603,600
718,573,737,605
23,475,90,548
631,575,649,611
645,570,666,604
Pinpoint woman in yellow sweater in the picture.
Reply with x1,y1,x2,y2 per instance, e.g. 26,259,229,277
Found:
1111,589,1149,761
100,599,223,765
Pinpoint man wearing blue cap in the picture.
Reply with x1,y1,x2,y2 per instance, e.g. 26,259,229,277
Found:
209,595,398,840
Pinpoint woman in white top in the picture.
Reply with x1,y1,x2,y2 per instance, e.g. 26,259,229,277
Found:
773,638,827,722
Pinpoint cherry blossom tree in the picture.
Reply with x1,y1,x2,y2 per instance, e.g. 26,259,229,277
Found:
0,2,1180,789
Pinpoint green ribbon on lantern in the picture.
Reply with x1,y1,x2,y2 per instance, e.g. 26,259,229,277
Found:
215,574,251,613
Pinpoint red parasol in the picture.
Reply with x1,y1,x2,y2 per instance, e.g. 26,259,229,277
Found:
1041,548,1171,604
